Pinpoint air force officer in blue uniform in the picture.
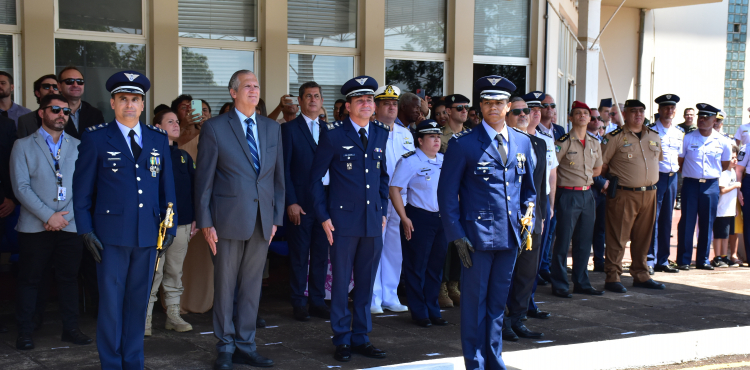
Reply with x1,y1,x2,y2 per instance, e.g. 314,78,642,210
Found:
310,76,390,362
438,76,536,370
73,71,176,370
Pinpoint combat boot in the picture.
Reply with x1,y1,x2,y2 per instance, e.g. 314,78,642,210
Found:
438,282,454,308
144,315,152,337
447,281,461,306
165,304,193,332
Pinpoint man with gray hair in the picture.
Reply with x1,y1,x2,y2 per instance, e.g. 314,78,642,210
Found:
195,70,284,370
397,92,423,132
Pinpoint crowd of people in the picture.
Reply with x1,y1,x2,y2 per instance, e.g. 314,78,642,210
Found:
0,65,746,370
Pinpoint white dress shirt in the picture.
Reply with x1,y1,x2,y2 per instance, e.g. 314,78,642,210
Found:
302,113,329,185
235,108,260,161
116,120,142,156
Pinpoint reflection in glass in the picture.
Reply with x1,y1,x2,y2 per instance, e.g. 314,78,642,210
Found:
0,35,11,79
386,59,444,97
288,0,357,48
289,54,354,116
385,0,446,53
474,0,530,57
0,0,15,25
182,48,254,116
178,0,257,42
55,39,146,122
59,0,142,34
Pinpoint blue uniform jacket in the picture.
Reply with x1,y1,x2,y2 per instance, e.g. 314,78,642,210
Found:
282,114,328,211
73,121,177,247
437,126,536,251
309,119,389,237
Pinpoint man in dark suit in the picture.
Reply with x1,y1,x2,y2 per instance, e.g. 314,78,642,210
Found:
195,70,284,370
16,75,61,139
0,106,16,334
310,76,390,363
282,81,331,322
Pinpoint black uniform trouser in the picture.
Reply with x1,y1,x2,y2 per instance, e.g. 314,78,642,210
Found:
550,189,596,291
16,231,83,333
504,231,543,328
592,190,607,266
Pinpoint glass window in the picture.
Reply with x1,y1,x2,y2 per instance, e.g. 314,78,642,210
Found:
385,59,444,97
0,0,15,25
59,0,142,34
472,64,526,105
182,48,254,117
474,0,530,57
289,54,354,116
178,0,257,41
385,0,446,53
0,35,11,79
288,0,356,48
55,39,147,122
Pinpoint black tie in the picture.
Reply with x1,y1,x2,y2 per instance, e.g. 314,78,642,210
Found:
359,127,368,149
496,134,507,164
129,130,141,160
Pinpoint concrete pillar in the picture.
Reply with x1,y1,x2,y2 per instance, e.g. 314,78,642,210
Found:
575,0,601,105
359,0,385,83
447,0,475,96
528,0,546,90
149,0,179,110
21,0,55,107
260,0,288,103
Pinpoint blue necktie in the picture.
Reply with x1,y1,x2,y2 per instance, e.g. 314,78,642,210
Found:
245,117,260,173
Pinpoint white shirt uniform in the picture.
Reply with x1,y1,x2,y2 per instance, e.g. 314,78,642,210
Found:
390,148,443,212
385,119,416,205
535,130,559,195
733,122,750,145
604,122,619,135
652,120,684,173
679,129,732,179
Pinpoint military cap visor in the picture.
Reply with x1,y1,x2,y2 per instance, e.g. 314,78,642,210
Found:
416,119,442,134
475,75,516,100
655,94,680,106
696,103,720,116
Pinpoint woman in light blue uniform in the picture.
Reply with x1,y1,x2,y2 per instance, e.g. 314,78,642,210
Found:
390,119,448,328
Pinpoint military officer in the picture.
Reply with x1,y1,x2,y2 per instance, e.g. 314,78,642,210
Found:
599,98,619,134
371,84,413,314
676,103,732,270
440,94,471,154
734,107,750,147
600,99,665,292
646,94,684,274
550,101,603,298
73,71,176,370
310,76,390,362
437,75,536,370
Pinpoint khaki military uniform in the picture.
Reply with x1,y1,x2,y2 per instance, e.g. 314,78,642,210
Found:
601,124,663,283
439,124,469,154
549,131,603,292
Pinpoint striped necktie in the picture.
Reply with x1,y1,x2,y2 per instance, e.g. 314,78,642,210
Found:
245,117,260,173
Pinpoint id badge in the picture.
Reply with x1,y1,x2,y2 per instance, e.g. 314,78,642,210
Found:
57,186,66,201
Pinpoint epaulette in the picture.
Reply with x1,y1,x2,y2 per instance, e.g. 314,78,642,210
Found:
557,133,570,143
686,126,698,134
537,129,552,138
373,120,390,131
402,150,416,158
453,128,472,139
647,125,658,134
146,124,167,135
646,122,656,128
511,126,530,136
326,120,344,131
86,122,109,132
586,131,597,139
609,127,623,136
676,126,685,133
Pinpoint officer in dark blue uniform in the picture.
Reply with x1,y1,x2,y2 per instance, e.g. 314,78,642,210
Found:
438,75,536,370
73,71,176,370
309,76,390,363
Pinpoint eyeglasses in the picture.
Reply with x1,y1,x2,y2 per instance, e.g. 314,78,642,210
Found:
541,103,556,109
451,104,470,112
510,108,530,116
591,116,603,121
62,78,85,86
41,83,59,91
44,105,71,115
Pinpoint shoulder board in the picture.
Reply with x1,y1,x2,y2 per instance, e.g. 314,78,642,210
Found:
511,126,529,136
402,150,416,158
647,125,658,134
326,120,344,131
454,128,472,139
557,133,570,143
86,122,109,132
646,122,656,128
609,127,623,136
686,126,698,134
146,124,167,135
676,126,685,133
373,120,390,131
586,131,597,139
537,130,552,138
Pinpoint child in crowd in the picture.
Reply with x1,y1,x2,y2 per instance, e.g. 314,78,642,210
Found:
713,144,741,267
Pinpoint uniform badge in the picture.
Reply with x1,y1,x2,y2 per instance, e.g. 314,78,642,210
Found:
649,141,657,146
740,151,746,161
347,162,352,170
628,154,633,159
107,151,121,156
602,138,608,144
181,156,186,164
150,156,161,177
570,162,575,166
112,169,118,173
555,145,561,153
343,146,353,150
377,162,381,169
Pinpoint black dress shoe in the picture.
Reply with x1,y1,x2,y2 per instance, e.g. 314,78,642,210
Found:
214,352,233,370
538,269,552,283
309,304,331,319
654,265,679,273
430,317,448,326
648,266,655,275
256,315,266,328
573,287,604,296
677,264,690,270
232,350,274,367
414,318,432,327
633,279,666,290
527,308,551,319
604,282,627,293
696,264,715,270
502,327,519,341
61,328,93,345
593,264,605,272
16,332,34,350
293,305,310,321
536,275,549,286
334,345,351,362
551,289,572,298
352,342,386,359
512,324,543,339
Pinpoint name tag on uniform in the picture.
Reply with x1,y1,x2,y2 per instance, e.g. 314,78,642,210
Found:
57,186,66,201
341,153,356,161
649,141,657,146
623,143,632,147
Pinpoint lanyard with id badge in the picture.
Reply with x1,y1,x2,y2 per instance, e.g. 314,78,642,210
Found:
49,146,65,201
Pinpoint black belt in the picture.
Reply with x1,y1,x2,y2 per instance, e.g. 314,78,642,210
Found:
661,172,676,177
617,185,657,191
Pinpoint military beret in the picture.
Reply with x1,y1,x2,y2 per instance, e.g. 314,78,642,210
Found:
341,76,378,98
599,98,612,108
570,101,590,112
475,75,516,100
624,99,646,109
655,94,680,105
521,91,546,108
696,103,720,116
445,94,470,105
106,70,150,96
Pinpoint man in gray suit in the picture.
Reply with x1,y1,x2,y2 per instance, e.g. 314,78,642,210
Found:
195,70,284,370
10,94,92,350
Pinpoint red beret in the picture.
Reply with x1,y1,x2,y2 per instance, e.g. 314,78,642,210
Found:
571,101,590,111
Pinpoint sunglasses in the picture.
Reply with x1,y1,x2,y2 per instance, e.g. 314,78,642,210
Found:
62,78,85,86
591,116,603,121
44,105,71,115
542,103,556,109
609,112,617,116
319,114,326,120
451,104,470,112
41,83,58,91
510,108,530,116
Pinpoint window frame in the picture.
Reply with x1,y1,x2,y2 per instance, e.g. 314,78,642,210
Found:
286,51,358,116
0,1,21,102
